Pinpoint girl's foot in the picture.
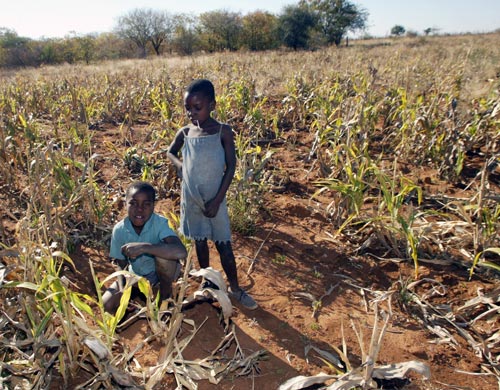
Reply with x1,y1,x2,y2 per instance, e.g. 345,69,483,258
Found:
228,288,258,310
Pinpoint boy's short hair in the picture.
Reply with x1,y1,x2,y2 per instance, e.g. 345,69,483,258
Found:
126,181,156,201
186,79,215,102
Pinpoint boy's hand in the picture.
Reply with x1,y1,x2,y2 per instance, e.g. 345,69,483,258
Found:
122,242,146,259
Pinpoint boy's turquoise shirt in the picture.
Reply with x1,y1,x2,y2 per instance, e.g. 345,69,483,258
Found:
109,213,176,276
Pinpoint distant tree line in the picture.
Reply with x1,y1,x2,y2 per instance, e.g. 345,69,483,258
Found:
390,24,441,37
0,0,367,68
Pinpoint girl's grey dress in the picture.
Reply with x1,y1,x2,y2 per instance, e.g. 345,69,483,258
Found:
180,129,232,243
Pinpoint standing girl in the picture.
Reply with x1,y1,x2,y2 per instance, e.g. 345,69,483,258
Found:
167,79,257,310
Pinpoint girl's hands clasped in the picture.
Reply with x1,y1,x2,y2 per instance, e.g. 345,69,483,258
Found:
203,198,221,218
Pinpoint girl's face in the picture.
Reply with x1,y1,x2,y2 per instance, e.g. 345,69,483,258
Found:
126,190,154,230
184,92,214,127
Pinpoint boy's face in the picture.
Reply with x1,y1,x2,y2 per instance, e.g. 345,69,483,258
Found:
184,92,214,127
126,189,154,228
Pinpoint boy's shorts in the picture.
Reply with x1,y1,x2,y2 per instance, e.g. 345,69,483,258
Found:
142,270,160,286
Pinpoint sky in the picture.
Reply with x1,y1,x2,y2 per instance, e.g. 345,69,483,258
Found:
1,0,499,40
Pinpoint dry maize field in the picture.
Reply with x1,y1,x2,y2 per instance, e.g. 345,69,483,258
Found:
0,33,499,390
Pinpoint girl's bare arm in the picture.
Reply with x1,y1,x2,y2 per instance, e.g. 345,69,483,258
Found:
166,128,186,176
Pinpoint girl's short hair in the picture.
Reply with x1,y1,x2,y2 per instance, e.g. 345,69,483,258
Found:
126,181,156,201
186,79,215,102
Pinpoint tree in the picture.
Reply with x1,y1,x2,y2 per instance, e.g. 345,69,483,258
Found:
171,14,200,55
115,9,151,57
198,10,242,52
278,5,316,50
38,40,59,64
115,8,174,57
391,25,406,36
241,11,279,51
0,28,34,66
149,11,176,55
75,34,97,64
94,32,134,60
301,0,367,46
424,27,439,36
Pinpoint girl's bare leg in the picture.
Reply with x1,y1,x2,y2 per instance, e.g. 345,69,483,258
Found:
195,239,210,268
215,241,239,291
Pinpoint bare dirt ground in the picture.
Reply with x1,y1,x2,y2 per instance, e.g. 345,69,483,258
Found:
38,120,498,390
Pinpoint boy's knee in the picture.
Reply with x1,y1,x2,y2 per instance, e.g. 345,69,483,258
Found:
155,258,181,281
103,288,121,314
154,259,181,301
170,260,181,280
103,300,114,314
